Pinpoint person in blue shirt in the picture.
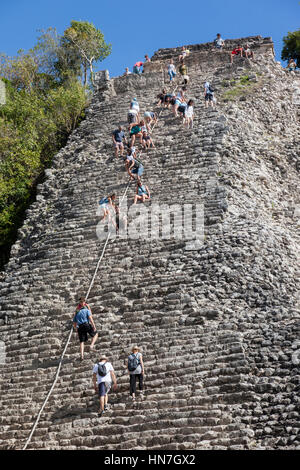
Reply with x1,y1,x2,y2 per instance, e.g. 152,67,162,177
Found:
112,125,127,158
73,303,98,360
133,180,150,204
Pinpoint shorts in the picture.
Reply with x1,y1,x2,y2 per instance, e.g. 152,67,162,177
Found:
128,113,137,124
130,129,141,136
131,165,144,177
98,382,111,397
77,323,97,343
178,105,186,114
100,202,108,208
215,44,222,49
114,142,123,148
205,93,213,101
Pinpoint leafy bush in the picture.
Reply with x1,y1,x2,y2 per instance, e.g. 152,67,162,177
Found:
0,78,87,267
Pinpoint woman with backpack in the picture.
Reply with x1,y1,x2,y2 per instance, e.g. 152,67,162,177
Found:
128,346,145,401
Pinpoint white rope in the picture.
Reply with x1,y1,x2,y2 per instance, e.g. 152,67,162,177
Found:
22,79,180,450
22,177,131,450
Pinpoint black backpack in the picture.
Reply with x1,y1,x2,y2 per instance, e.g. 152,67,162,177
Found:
98,362,107,377
128,353,140,372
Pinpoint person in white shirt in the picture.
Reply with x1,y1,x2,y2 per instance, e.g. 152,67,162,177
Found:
183,99,194,128
167,60,176,82
131,98,140,112
127,105,139,124
93,355,117,416
214,33,225,50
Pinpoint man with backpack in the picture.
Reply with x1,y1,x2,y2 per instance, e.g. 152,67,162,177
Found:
93,355,117,416
73,301,98,360
128,346,145,402
204,81,216,108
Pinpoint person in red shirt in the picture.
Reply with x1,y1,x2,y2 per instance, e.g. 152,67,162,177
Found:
230,44,243,63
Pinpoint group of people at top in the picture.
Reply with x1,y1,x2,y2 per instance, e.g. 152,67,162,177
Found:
72,298,145,416
213,33,255,63
123,34,258,79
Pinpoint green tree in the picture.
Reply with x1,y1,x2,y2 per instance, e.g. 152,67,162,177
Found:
63,21,111,85
0,25,89,267
34,27,82,84
281,29,300,66
0,49,39,91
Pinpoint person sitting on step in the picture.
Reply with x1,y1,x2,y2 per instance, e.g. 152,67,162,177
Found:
73,302,98,361
93,355,117,416
243,44,254,60
230,44,244,64
142,130,155,150
127,346,145,401
178,46,190,62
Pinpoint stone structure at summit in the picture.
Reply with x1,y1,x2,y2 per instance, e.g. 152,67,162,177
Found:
0,36,299,450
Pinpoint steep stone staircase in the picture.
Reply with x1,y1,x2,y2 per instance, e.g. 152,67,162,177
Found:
0,36,299,450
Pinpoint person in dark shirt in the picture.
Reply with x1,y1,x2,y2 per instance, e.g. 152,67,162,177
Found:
112,125,127,157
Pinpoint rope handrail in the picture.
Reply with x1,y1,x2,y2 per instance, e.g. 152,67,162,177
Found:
22,78,180,450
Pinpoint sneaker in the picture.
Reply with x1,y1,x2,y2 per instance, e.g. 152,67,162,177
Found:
104,404,109,411
98,410,104,417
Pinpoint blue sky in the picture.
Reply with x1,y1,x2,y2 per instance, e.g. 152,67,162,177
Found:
0,0,299,77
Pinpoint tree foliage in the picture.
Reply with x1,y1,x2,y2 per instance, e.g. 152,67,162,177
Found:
0,23,97,267
63,21,111,85
281,29,300,66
